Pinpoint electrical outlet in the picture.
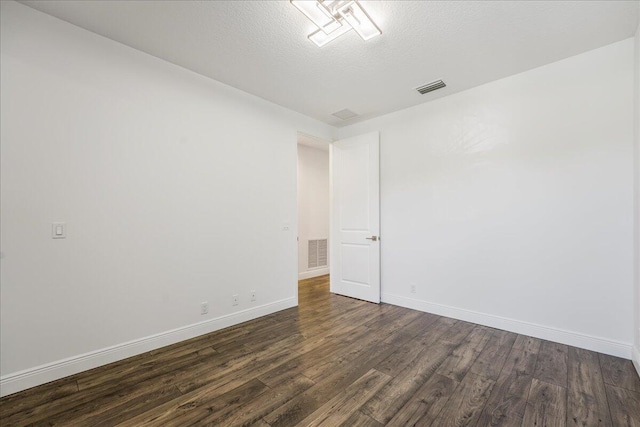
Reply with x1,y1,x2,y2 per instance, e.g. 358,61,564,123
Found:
232,294,239,306
201,301,208,315
410,283,416,294
250,290,256,301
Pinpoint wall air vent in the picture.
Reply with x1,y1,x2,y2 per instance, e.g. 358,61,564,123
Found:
308,239,328,268
416,80,446,95
332,109,359,120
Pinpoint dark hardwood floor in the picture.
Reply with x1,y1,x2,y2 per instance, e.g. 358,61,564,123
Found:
1,275,639,426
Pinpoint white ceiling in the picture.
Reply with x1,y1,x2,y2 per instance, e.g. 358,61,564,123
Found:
20,0,640,127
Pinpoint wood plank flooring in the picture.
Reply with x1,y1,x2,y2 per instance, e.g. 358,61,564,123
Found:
1,275,639,426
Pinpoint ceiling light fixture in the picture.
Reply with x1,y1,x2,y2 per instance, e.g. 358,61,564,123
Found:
308,18,352,47
291,0,381,47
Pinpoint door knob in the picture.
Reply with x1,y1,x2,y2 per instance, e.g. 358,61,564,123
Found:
366,236,378,241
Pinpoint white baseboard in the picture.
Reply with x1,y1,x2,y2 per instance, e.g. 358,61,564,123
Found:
299,267,329,280
381,293,632,359
633,346,640,379
0,297,296,398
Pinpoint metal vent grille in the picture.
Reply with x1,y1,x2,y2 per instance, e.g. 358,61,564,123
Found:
317,239,327,267
416,80,446,95
308,239,328,268
332,109,359,120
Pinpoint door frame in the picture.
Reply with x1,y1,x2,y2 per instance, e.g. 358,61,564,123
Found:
294,130,381,305
294,131,333,303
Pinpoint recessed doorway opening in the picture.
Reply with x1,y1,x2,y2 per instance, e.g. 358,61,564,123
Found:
297,132,331,284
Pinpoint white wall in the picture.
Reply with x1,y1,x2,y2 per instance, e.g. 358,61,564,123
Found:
339,39,635,358
634,19,640,374
297,144,330,279
2,0,637,399
0,1,334,396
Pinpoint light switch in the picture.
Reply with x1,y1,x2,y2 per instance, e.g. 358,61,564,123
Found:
52,222,66,239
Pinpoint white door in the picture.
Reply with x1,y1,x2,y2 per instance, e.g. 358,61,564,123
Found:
330,131,380,303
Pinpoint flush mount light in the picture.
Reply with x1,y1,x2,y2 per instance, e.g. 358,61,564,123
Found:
290,0,342,34
291,0,381,47
337,1,381,41
308,18,352,47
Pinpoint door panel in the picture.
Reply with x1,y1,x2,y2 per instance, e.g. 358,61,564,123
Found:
330,131,380,303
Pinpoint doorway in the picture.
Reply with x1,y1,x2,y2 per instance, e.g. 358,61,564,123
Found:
297,132,331,283
296,130,381,304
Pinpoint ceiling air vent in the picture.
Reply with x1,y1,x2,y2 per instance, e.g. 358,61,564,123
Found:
416,80,446,95
332,109,359,120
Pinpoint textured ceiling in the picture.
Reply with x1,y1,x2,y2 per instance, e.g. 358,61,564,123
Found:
19,0,640,126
